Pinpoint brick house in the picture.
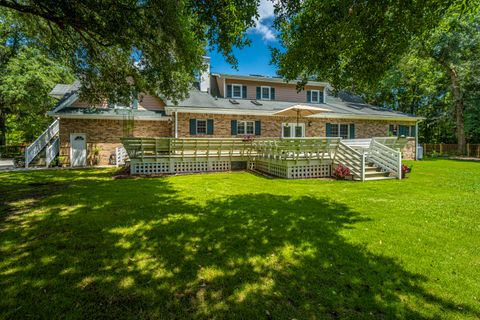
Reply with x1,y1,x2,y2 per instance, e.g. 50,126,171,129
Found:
46,58,420,167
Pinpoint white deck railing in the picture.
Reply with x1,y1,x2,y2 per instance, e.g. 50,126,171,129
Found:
367,140,402,179
25,119,59,167
334,141,365,180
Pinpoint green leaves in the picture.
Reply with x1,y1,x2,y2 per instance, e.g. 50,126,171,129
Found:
0,0,260,103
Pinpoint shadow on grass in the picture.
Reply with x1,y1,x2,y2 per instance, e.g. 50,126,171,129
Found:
0,170,476,319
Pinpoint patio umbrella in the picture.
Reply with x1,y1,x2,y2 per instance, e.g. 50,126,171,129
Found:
273,104,331,126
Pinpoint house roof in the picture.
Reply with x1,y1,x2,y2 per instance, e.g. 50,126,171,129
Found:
47,107,168,121
214,73,330,87
49,81,80,99
165,89,420,121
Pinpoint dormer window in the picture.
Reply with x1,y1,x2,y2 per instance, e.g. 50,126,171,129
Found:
307,90,324,104
256,86,276,100
226,84,247,99
232,84,242,98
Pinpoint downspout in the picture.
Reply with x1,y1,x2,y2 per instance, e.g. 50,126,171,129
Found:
174,110,178,138
415,120,419,160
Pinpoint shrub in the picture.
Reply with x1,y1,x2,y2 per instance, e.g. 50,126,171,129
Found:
334,164,350,180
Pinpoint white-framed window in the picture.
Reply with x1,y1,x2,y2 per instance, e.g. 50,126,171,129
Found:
196,119,207,134
311,90,320,103
330,124,350,139
232,84,243,98
238,121,255,135
261,86,272,100
282,123,305,138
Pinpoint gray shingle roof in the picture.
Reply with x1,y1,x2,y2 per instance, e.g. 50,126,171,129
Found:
168,89,417,119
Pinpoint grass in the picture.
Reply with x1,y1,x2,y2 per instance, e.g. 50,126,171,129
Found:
0,159,479,319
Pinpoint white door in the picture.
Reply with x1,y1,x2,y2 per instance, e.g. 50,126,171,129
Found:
70,134,87,167
282,123,305,138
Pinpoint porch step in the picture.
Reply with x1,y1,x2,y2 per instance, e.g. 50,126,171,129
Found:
364,176,397,181
364,170,390,179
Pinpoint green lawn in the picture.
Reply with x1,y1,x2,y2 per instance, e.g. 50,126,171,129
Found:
0,159,479,319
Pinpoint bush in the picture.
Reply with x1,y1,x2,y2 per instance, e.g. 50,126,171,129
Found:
333,164,350,180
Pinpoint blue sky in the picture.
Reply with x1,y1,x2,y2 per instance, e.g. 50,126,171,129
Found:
208,1,281,77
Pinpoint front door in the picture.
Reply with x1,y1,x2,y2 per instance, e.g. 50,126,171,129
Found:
70,134,87,167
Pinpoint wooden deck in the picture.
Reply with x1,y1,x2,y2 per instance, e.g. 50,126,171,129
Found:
122,137,403,180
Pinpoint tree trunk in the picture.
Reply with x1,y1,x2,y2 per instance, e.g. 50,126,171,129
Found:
0,109,6,147
446,66,466,154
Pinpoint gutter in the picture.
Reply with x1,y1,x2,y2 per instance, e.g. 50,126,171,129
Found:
47,111,171,121
164,107,423,122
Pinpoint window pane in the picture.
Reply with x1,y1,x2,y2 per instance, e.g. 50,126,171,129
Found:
283,125,291,137
340,124,349,139
246,121,254,134
311,91,318,102
233,85,241,97
295,126,303,137
237,121,245,134
197,120,207,134
331,124,339,137
262,87,270,99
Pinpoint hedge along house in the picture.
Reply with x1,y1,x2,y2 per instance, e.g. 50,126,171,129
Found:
27,57,421,169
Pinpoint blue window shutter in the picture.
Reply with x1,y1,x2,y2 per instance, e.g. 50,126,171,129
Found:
307,91,311,103
349,124,355,139
326,123,332,137
255,120,261,136
189,119,197,135
271,88,275,100
207,119,214,135
242,86,247,99
256,87,261,100
226,85,232,98
231,120,237,135
319,91,324,103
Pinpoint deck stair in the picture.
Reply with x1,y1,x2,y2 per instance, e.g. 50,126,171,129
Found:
25,119,60,168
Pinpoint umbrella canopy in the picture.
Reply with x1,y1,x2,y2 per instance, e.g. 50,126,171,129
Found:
273,104,331,125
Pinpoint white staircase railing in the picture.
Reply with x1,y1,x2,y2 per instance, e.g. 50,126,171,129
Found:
367,140,402,179
334,141,365,180
25,119,60,168
45,137,60,167
115,146,128,166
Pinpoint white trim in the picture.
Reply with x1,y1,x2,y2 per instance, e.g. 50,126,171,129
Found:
415,121,419,160
310,90,320,103
261,86,272,100
237,120,255,135
70,133,87,167
51,93,79,113
47,112,171,121
165,107,421,121
282,122,305,138
231,84,243,99
329,123,351,139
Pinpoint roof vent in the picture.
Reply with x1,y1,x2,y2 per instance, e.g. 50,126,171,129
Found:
251,100,263,106
229,99,240,105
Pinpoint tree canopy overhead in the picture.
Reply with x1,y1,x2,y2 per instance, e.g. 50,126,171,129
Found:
0,0,260,103
272,0,479,89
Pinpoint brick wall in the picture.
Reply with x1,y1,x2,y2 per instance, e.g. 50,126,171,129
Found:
59,114,416,166
176,113,416,159
59,118,171,166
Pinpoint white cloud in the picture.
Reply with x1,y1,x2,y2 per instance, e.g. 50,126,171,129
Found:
250,0,277,42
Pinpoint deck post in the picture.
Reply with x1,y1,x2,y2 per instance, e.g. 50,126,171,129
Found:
361,150,365,181
397,148,402,180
